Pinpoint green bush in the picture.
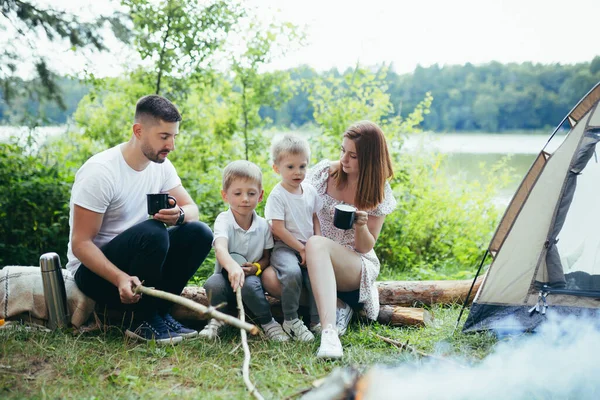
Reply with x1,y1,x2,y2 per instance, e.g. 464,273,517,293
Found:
0,141,72,267
377,150,515,280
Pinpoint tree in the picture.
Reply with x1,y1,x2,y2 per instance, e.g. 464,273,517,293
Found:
0,0,129,110
306,64,413,161
227,20,302,160
123,0,244,96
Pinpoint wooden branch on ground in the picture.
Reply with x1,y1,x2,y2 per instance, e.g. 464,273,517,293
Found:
374,333,465,368
133,284,259,335
236,288,264,400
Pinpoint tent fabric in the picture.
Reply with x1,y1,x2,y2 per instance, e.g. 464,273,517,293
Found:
476,113,589,305
464,81,600,333
489,152,547,254
545,128,600,287
569,84,600,125
464,303,600,333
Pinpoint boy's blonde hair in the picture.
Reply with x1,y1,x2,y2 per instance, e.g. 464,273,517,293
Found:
270,133,311,164
222,160,263,191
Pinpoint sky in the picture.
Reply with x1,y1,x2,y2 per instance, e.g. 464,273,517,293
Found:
8,0,600,77
257,0,600,73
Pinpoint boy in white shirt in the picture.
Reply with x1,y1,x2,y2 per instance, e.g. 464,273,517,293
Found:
265,134,322,342
199,160,288,341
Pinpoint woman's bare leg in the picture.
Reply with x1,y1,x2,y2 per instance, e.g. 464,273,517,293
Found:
305,236,362,329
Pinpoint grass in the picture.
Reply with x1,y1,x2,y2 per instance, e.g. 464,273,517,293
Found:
0,306,498,399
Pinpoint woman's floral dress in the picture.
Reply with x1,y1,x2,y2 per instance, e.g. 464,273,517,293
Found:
307,160,397,320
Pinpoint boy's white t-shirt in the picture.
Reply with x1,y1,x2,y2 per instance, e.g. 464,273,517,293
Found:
212,208,274,273
264,182,322,243
66,143,182,273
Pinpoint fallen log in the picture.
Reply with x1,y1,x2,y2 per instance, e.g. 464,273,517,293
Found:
377,276,484,306
172,277,482,327
377,305,431,327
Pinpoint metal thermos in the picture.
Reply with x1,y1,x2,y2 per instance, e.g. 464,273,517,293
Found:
40,252,69,329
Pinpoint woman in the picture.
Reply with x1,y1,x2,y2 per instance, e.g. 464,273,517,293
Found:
262,121,396,358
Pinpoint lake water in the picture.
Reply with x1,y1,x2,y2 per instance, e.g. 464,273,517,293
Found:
402,132,566,206
1,127,563,206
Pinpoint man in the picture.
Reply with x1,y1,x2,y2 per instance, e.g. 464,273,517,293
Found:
66,95,213,344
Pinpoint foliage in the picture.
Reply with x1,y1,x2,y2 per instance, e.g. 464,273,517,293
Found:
307,64,403,161
0,0,129,111
123,0,244,96
1,0,514,283
6,57,600,133
387,59,600,132
0,77,89,125
305,63,510,278
0,140,71,266
378,151,515,280
67,3,302,226
227,20,302,159
73,72,152,148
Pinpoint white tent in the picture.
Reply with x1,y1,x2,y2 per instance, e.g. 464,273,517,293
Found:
464,82,600,332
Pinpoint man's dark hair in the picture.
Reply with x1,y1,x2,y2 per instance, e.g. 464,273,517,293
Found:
134,95,182,123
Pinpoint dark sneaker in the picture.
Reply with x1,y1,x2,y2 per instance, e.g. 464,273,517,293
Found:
161,313,198,338
125,313,183,345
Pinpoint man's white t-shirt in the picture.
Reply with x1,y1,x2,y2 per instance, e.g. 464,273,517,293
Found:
264,182,322,243
212,208,274,273
66,143,182,273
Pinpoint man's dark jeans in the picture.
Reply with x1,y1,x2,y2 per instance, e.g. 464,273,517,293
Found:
74,219,213,317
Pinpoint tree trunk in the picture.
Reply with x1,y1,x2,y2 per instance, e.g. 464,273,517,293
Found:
377,276,484,306
171,277,482,327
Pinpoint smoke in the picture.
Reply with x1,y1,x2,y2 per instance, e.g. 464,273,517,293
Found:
363,314,600,400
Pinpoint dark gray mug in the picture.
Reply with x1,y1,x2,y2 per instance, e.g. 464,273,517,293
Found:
333,204,357,230
147,193,177,215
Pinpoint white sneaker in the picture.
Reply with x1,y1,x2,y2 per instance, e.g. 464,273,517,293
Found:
262,320,290,342
283,318,315,342
198,318,224,340
316,324,343,359
336,302,354,336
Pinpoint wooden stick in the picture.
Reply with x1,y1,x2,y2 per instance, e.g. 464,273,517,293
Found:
132,284,259,335
374,333,465,368
236,288,265,400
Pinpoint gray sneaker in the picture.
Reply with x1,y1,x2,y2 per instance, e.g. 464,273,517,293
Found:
198,318,224,340
283,318,314,342
262,320,289,342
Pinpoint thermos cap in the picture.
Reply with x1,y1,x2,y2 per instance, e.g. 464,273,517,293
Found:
40,252,61,273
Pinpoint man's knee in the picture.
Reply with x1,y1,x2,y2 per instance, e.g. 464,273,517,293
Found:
180,221,213,243
138,219,170,253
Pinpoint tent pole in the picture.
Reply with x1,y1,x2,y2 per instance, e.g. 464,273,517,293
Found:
543,81,600,151
454,249,489,333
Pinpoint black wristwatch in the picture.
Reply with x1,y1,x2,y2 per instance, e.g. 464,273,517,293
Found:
176,207,185,225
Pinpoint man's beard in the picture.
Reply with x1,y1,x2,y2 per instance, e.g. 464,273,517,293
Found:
141,142,166,163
